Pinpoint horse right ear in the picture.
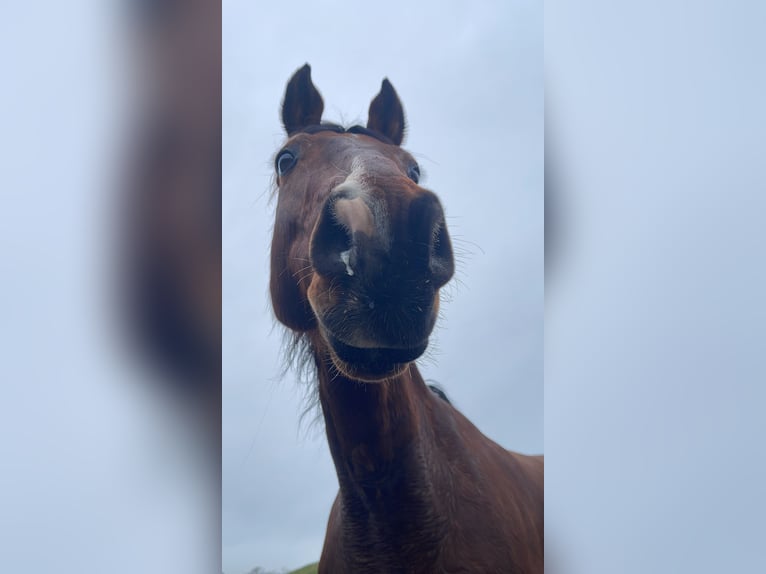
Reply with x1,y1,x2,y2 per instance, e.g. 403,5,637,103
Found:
367,78,405,146
282,64,324,135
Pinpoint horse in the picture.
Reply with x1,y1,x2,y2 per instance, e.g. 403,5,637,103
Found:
269,64,543,573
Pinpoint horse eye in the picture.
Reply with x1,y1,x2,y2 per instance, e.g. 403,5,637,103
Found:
408,164,420,183
276,150,297,176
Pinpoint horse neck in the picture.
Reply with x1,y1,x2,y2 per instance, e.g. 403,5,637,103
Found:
315,353,434,484
309,333,447,535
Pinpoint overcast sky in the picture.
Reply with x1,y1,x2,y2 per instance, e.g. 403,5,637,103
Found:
222,2,542,572
3,2,765,574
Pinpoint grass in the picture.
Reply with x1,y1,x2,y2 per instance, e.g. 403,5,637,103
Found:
287,563,318,574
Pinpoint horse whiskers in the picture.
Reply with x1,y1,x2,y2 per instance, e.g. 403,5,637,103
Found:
291,265,315,284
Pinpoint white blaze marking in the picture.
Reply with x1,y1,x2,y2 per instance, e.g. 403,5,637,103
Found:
340,249,354,276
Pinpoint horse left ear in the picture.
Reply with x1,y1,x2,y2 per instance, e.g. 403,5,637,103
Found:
282,64,324,135
367,79,406,146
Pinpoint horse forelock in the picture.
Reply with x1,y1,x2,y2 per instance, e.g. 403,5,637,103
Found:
296,122,396,145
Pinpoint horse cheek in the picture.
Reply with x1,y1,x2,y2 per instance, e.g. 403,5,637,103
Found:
269,236,315,332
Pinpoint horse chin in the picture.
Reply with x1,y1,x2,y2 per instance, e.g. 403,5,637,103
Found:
323,331,427,383
330,356,409,383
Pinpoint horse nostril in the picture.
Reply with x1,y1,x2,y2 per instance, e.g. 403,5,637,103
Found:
312,194,378,278
409,192,455,288
429,220,454,288
310,198,355,278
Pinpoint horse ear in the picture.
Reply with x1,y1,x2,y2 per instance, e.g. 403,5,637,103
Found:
282,64,324,135
367,79,406,146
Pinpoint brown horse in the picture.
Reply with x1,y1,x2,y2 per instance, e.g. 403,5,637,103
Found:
269,64,543,573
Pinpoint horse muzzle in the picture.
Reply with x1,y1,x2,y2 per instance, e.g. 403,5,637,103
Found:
307,183,454,380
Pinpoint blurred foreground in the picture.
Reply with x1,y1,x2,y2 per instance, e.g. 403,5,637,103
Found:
545,1,766,572
0,1,220,572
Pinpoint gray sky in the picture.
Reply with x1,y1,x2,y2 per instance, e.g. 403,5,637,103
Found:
4,2,765,574
222,2,542,572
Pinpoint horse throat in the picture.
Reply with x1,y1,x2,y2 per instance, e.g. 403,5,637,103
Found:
311,336,448,558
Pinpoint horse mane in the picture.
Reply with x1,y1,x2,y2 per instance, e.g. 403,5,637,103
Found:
427,383,452,405
298,122,396,145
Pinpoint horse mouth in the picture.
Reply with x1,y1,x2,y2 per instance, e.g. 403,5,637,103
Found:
324,331,428,381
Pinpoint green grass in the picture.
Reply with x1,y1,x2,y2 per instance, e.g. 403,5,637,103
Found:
287,563,318,574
